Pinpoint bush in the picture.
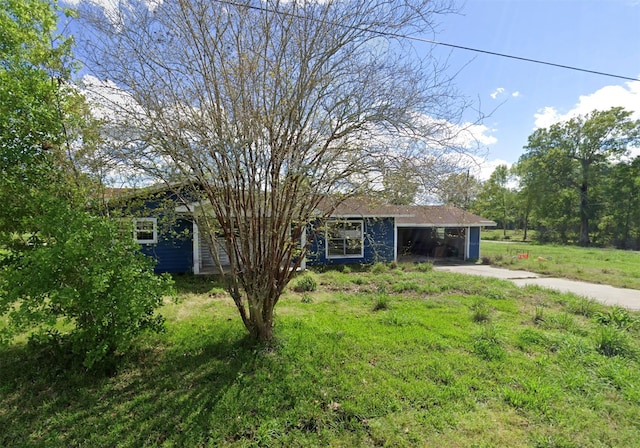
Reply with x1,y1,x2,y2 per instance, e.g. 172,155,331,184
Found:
0,209,172,371
292,273,318,292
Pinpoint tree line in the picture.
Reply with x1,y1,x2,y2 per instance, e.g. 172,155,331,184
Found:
457,108,640,248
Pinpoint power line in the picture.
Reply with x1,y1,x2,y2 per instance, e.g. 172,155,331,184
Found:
398,37,640,83
213,0,640,83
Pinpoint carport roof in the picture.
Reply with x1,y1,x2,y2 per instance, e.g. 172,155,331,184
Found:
395,205,496,227
318,197,496,227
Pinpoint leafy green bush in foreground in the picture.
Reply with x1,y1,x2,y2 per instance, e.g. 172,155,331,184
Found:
0,206,172,370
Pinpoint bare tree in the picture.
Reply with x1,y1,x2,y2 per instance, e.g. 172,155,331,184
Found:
79,0,471,341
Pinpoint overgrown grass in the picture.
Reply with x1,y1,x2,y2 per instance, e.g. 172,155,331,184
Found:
482,228,535,242
2,265,640,447
481,241,640,289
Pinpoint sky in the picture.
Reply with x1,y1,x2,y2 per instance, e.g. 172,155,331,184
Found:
62,0,640,181
427,0,640,178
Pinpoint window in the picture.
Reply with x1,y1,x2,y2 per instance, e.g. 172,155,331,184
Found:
327,220,363,258
134,218,157,244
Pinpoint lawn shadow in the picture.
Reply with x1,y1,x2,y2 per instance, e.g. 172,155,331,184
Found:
171,273,227,295
0,327,299,447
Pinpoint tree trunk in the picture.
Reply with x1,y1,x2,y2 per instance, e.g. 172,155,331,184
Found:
578,161,590,247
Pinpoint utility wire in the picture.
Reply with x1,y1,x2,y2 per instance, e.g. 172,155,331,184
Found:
401,37,640,83
213,0,640,83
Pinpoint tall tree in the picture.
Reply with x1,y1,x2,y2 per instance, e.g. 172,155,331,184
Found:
436,171,481,208
0,0,75,233
472,165,514,236
79,0,469,341
0,0,170,370
599,157,640,249
522,108,640,246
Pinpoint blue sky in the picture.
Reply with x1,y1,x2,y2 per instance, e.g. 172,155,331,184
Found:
64,0,640,180
428,0,640,177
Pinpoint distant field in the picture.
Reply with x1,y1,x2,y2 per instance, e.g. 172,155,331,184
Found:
480,241,640,289
2,265,640,447
481,228,534,242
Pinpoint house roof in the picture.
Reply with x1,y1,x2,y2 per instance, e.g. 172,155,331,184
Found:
394,205,497,227
317,197,496,227
316,196,412,218
110,186,495,228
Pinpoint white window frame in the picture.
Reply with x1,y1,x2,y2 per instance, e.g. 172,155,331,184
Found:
326,220,364,259
133,218,158,244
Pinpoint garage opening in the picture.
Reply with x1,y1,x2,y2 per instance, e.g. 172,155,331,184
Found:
398,227,465,261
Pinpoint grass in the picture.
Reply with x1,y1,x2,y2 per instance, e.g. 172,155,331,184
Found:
2,264,640,447
481,228,535,242
481,241,640,289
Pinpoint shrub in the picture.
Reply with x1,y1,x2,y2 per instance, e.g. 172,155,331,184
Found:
301,293,314,303
292,274,318,292
0,210,172,370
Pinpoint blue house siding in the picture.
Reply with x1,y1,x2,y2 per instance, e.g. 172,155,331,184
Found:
109,189,195,274
468,226,481,260
306,217,395,266
140,218,193,273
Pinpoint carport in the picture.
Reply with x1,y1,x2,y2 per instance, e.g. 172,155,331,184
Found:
397,226,466,260
394,205,496,262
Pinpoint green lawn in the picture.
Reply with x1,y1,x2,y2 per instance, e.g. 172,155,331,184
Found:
2,265,640,447
480,241,640,290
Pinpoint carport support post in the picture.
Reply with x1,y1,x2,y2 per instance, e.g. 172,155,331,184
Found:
464,226,470,261
394,220,398,262
192,221,200,274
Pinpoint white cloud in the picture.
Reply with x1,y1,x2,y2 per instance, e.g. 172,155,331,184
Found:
463,123,498,147
512,91,520,98
466,157,512,181
81,74,145,121
534,80,640,129
63,0,162,27
490,87,505,100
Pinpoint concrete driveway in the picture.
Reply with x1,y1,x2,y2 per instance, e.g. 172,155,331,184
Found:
434,264,640,310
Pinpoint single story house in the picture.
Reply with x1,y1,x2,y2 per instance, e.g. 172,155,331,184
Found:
111,191,495,274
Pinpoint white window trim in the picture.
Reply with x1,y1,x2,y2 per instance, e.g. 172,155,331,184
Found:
134,217,158,244
326,220,364,259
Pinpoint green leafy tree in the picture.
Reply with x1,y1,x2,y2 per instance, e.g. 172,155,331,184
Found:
521,108,640,246
598,157,640,248
0,0,171,370
436,171,481,208
472,165,515,237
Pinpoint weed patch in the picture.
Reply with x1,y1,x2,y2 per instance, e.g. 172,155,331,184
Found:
2,268,640,447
